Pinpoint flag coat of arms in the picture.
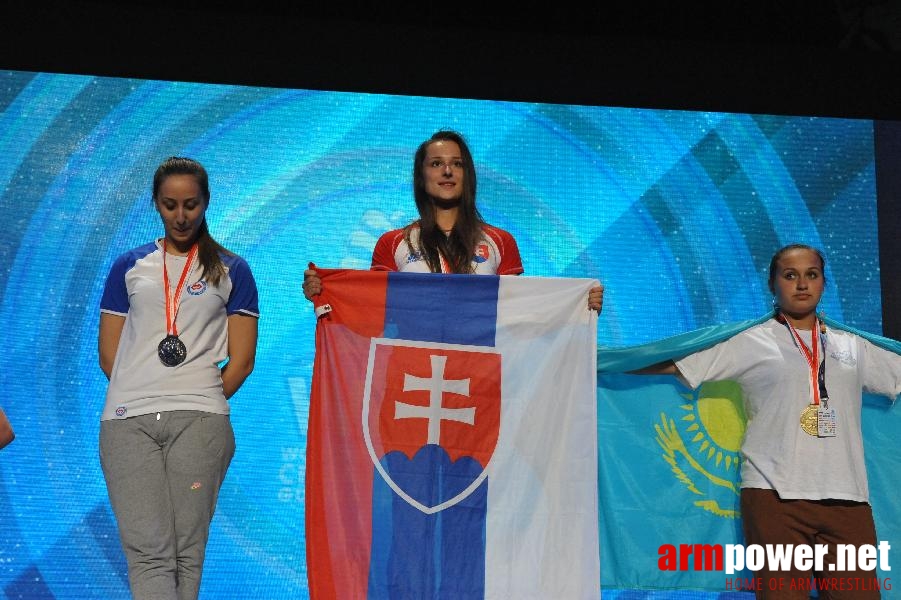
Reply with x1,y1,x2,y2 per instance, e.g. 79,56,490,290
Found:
306,269,600,600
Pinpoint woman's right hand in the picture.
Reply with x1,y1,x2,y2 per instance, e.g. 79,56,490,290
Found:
302,268,322,301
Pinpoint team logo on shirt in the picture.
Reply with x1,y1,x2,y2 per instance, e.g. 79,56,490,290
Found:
472,243,490,264
186,280,208,295
830,348,856,366
406,251,425,264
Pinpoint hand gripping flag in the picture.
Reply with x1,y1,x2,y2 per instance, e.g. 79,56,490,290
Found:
306,269,600,600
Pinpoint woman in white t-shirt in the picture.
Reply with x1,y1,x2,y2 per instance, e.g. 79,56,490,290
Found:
637,244,901,599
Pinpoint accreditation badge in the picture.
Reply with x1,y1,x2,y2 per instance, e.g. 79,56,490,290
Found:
817,402,837,437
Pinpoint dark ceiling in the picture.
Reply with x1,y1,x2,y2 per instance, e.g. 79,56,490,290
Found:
2,0,901,118
83,0,901,51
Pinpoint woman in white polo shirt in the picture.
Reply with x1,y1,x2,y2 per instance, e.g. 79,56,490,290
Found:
98,156,259,600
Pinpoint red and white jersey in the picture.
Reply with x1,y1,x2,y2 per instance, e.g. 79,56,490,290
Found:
370,224,524,275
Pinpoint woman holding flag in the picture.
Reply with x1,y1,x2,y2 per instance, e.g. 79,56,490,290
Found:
303,129,604,310
302,131,603,598
635,243,901,598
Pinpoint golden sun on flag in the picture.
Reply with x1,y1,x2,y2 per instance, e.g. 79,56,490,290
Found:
655,380,747,518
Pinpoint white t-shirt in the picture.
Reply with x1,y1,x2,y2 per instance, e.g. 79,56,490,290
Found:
99,240,259,420
675,318,901,502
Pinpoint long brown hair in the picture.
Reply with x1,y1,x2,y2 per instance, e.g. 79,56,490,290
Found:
406,130,485,273
152,156,232,285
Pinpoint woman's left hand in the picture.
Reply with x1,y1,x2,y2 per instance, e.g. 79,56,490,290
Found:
588,285,604,312
302,268,322,301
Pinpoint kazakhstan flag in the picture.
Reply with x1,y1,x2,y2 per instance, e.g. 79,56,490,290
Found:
596,314,901,594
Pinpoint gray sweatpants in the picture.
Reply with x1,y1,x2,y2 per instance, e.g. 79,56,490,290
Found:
100,411,235,600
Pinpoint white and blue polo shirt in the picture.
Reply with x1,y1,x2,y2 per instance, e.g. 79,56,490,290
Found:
99,239,259,420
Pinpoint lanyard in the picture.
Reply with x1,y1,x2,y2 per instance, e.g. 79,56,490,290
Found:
162,240,198,337
780,314,829,406
437,251,450,273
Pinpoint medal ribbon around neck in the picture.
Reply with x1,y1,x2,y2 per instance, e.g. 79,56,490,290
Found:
437,251,450,273
780,313,829,406
163,240,199,339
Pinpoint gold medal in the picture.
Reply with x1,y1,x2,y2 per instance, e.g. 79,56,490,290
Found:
800,403,818,436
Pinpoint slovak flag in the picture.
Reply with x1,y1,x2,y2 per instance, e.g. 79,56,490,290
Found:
306,269,599,599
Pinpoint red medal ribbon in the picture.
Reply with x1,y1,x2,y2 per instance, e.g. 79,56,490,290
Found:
162,240,199,337
438,251,450,274
782,314,821,406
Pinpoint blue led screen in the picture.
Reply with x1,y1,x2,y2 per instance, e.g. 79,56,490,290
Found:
0,70,888,598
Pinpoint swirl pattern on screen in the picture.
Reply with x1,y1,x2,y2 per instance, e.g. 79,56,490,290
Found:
0,71,881,599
